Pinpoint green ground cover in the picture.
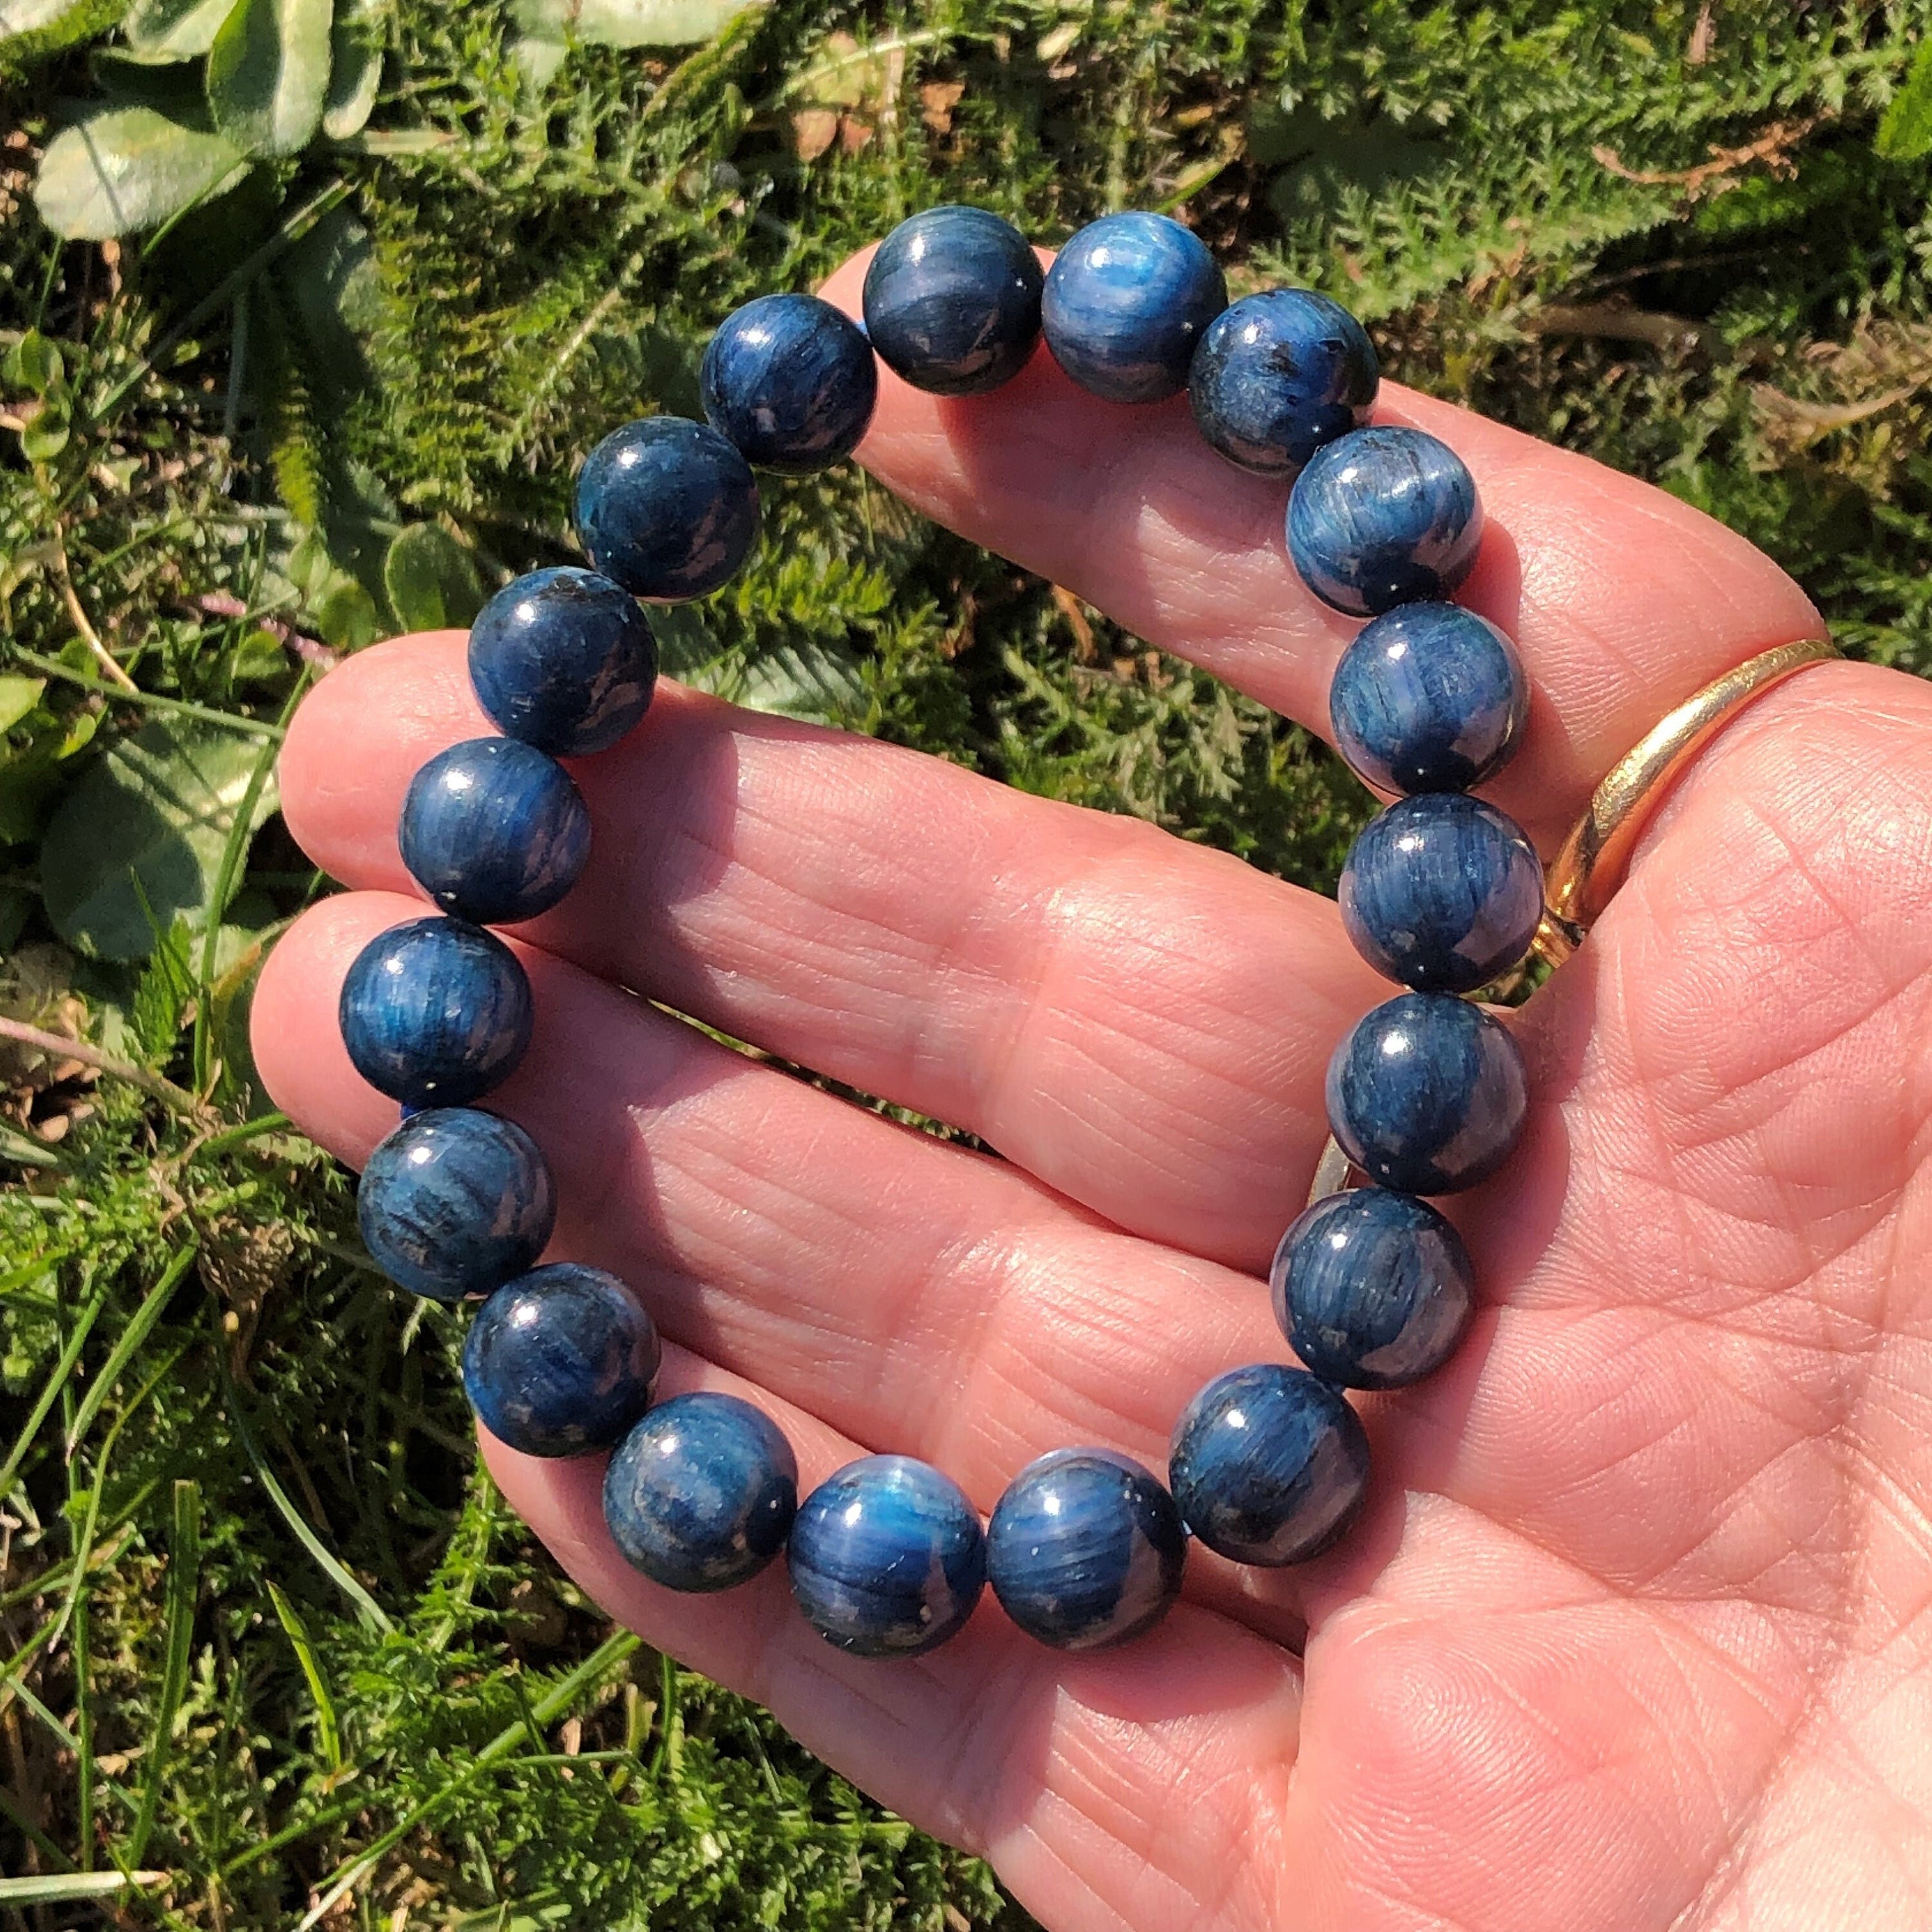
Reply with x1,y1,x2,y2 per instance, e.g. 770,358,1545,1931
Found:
3,0,1932,1924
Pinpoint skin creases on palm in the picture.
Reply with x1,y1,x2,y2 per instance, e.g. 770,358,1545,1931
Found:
249,247,1932,1932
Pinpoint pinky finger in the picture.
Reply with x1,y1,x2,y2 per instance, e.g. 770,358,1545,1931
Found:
488,1343,1306,1932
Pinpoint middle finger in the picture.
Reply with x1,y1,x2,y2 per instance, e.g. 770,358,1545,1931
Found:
281,634,1389,1271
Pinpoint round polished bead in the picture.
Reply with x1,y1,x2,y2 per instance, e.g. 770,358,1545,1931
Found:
1188,289,1378,475
462,1263,659,1458
1287,426,1483,616
339,916,533,1109
788,1454,986,1658
1339,793,1543,994
399,738,591,927
1271,1188,1474,1389
862,205,1043,397
356,1107,554,1302
701,293,878,475
985,1448,1186,1651
603,1392,798,1593
1041,211,1227,404
1168,1363,1370,1567
1329,602,1528,794
468,566,658,757
1326,991,1528,1195
574,417,760,602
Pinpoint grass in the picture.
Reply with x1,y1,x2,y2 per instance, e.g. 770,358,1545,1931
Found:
5,0,1932,1924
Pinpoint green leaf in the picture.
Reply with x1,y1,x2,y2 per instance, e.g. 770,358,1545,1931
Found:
121,0,242,57
39,719,280,960
3,329,64,394
131,914,195,1057
0,1876,168,1905
511,0,761,50
1877,39,1932,160
0,677,46,734
207,0,333,157
321,0,384,138
33,108,249,240
383,522,484,632
0,0,94,42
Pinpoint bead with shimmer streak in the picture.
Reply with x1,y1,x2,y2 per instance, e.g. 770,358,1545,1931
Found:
1329,602,1528,795
462,1263,659,1457
986,1448,1186,1650
1339,792,1542,994
355,1108,555,1302
1325,991,1528,1195
1168,1364,1370,1567
468,566,658,757
1287,426,1483,616
788,1455,986,1657
1271,1188,1474,1390
1041,211,1227,404
574,417,760,602
338,916,533,1109
1188,288,1378,475
862,206,1043,397
604,1392,799,1593
399,737,591,927
701,294,878,475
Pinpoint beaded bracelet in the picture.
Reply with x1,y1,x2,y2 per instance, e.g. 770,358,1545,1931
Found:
339,204,1539,1660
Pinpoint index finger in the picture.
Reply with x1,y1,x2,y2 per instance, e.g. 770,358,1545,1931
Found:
821,247,1822,847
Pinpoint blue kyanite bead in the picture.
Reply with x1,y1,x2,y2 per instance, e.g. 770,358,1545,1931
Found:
1329,602,1528,795
356,1107,554,1302
574,417,760,602
1041,211,1227,404
462,1262,659,1458
701,292,878,476
1287,426,1484,616
862,205,1043,397
985,1448,1186,1651
1168,1363,1370,1567
399,737,591,927
788,1454,986,1658
603,1392,799,1593
1339,793,1543,994
1188,289,1378,475
1326,990,1528,1195
1270,1188,1474,1390
339,916,533,1109
468,566,658,757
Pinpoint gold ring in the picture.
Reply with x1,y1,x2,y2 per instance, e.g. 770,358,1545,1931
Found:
1306,632,1841,1207
1531,634,1840,967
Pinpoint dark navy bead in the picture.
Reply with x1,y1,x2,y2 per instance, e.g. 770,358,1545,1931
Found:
1271,1188,1473,1389
1329,602,1528,794
468,566,658,757
1287,426,1483,616
339,916,533,1109
1168,1364,1370,1567
356,1107,555,1302
1188,289,1378,475
399,737,591,927
862,205,1043,397
1325,991,1528,1195
701,293,878,476
603,1392,798,1593
462,1263,659,1458
574,417,760,602
788,1454,986,1658
1339,793,1542,994
1041,212,1227,404
985,1448,1186,1651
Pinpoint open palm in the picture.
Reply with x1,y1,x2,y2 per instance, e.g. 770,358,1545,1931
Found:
251,249,1932,1932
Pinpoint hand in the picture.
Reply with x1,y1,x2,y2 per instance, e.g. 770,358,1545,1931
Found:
251,248,1932,1932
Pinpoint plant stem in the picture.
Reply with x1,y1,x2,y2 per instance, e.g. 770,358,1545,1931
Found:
0,1018,203,1117
9,649,286,739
